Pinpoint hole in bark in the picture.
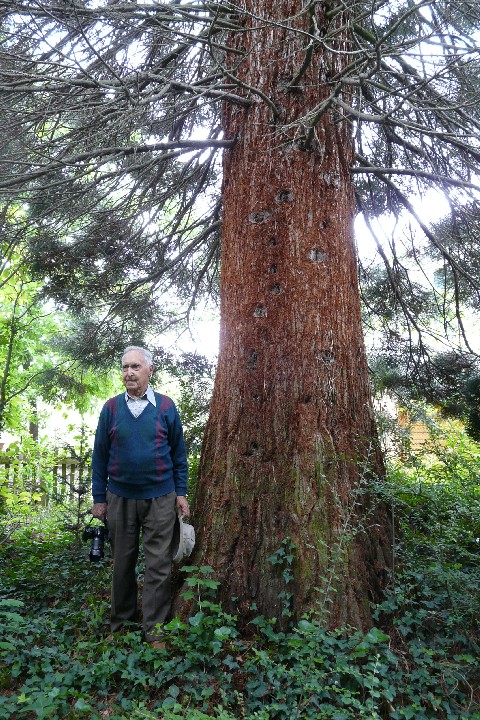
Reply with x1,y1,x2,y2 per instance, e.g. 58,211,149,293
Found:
321,220,329,229
309,248,328,263
293,137,307,151
268,263,277,273
253,305,267,318
275,189,293,204
303,395,313,403
320,172,340,188
316,350,335,364
268,237,278,246
243,441,262,456
287,83,304,95
247,350,258,369
270,283,282,295
249,210,272,224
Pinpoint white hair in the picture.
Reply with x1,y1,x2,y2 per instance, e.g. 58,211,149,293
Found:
122,346,153,366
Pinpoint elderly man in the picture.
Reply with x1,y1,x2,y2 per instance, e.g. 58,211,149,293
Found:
91,345,189,645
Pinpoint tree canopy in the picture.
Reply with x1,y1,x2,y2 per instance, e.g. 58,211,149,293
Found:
0,0,479,371
1,0,480,630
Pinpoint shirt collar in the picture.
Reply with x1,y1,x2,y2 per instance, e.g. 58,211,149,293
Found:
125,385,156,406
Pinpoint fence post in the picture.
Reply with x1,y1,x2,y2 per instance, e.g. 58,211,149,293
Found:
0,450,91,507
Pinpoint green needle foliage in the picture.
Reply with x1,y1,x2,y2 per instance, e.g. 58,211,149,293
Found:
0,422,479,720
0,0,479,380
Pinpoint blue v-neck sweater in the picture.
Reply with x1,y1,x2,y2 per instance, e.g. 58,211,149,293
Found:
91,392,188,503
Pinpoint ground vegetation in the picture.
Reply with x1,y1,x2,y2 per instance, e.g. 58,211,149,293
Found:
0,421,478,719
0,0,479,624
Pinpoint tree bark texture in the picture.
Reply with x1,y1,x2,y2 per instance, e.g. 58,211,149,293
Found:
185,0,392,630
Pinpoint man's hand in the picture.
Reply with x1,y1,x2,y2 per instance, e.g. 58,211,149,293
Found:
92,502,107,521
176,495,190,518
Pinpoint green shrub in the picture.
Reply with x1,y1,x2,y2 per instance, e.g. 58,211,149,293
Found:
0,422,478,719
382,422,480,640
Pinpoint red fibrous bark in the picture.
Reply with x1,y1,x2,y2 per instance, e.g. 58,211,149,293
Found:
181,1,392,630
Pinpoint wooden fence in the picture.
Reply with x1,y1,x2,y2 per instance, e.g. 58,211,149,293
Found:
0,452,91,505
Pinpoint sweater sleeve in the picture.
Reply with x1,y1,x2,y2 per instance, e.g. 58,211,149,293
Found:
167,402,188,497
91,403,111,503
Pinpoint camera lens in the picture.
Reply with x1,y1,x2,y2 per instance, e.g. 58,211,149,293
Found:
89,528,105,562
84,523,109,562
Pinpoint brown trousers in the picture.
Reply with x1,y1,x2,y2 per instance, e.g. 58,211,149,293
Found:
106,490,176,641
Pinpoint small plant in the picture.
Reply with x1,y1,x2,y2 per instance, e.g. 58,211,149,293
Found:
267,538,295,617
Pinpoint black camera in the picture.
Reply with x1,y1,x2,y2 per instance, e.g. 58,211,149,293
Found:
83,521,110,562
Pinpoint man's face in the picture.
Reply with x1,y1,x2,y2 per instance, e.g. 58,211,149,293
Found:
122,350,153,398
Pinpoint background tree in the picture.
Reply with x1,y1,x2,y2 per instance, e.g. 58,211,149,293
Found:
0,231,117,437
362,201,480,435
0,0,479,628
0,242,67,434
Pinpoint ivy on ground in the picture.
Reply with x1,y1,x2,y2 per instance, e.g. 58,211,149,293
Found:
0,423,479,719
0,546,477,719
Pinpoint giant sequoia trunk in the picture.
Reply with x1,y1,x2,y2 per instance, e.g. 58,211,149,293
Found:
185,1,392,630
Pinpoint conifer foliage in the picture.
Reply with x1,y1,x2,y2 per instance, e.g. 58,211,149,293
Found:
0,1,478,356
0,1,479,624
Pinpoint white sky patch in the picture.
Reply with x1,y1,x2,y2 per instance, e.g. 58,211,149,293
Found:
158,304,220,360
410,188,451,222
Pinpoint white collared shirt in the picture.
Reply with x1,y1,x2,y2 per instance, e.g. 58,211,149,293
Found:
125,385,157,418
